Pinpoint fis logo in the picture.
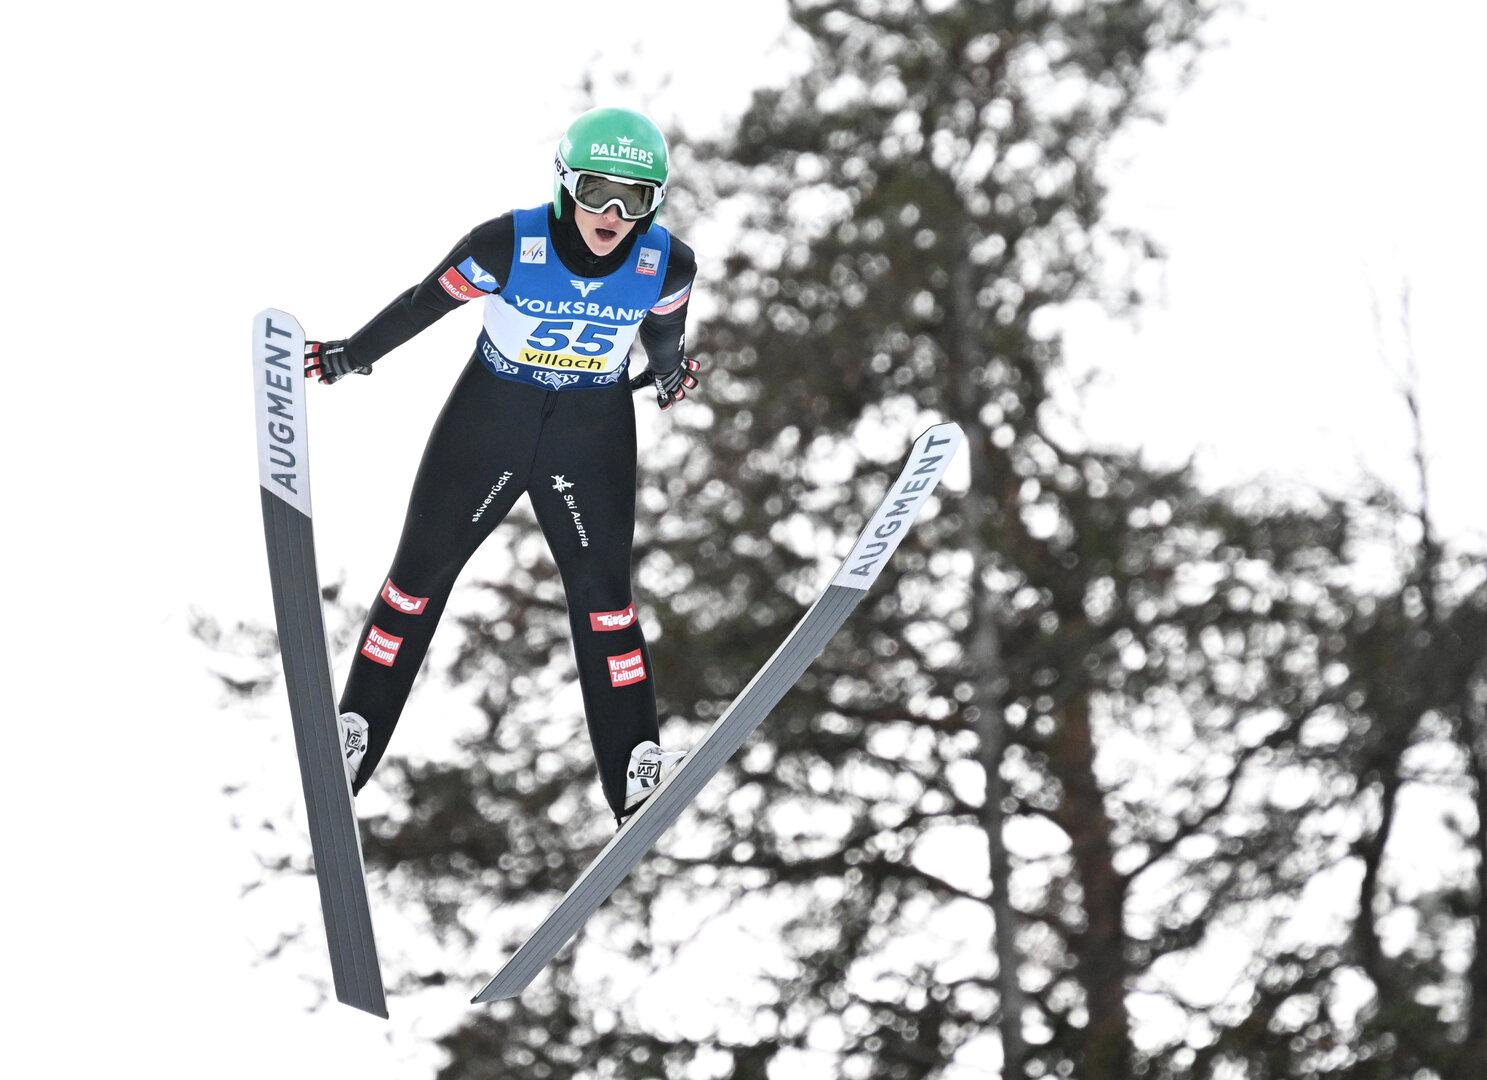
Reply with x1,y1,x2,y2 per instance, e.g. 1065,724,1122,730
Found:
607,648,647,687
381,579,429,615
589,604,637,632
520,237,548,264
360,625,403,667
637,248,660,276
571,280,604,297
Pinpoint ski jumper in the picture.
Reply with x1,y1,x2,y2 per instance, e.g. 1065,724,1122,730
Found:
336,204,696,818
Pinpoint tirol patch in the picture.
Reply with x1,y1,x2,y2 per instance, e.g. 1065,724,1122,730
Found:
381,579,429,615
589,604,636,632
519,236,548,264
636,248,660,276
607,648,647,687
360,625,404,667
438,267,480,303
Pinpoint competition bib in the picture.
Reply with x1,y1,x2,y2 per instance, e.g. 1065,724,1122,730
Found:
477,205,671,391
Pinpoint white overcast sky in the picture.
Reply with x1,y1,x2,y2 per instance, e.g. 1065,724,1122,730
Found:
4,2,1483,1077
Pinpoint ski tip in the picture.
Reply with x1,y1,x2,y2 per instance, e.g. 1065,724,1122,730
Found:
252,307,304,335
913,421,967,481
828,420,965,592
917,420,966,450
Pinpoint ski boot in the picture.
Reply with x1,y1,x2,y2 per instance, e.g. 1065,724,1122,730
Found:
338,711,368,789
623,740,686,815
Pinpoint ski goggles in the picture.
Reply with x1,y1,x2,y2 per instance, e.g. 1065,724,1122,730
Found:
570,171,661,220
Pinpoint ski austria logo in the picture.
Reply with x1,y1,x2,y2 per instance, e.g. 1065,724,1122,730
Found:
361,625,403,667
381,579,429,615
553,476,590,547
520,237,547,264
607,648,647,687
636,248,660,276
589,604,636,632
571,279,603,297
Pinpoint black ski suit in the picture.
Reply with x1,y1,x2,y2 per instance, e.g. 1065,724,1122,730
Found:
332,203,695,819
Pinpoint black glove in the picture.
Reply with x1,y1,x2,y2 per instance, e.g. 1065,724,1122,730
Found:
644,357,701,410
305,339,372,385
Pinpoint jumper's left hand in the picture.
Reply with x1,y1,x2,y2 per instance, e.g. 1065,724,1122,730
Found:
651,358,701,410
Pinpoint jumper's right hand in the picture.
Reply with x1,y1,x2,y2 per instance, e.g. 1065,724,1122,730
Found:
305,339,372,385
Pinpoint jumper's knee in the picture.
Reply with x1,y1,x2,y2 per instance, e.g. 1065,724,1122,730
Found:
571,575,635,628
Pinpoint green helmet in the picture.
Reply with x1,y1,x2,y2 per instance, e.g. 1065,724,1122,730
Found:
554,107,670,221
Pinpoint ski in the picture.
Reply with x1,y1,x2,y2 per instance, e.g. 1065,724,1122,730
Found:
472,421,965,1003
253,309,388,1018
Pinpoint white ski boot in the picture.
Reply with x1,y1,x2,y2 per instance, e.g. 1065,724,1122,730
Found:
623,740,686,813
338,711,368,789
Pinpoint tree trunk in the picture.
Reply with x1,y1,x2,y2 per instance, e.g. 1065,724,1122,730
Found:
1452,695,1487,1079
972,541,1029,1076
1048,695,1132,1079
946,214,1029,1076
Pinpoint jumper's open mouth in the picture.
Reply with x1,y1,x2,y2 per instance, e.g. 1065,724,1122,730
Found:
595,227,618,242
